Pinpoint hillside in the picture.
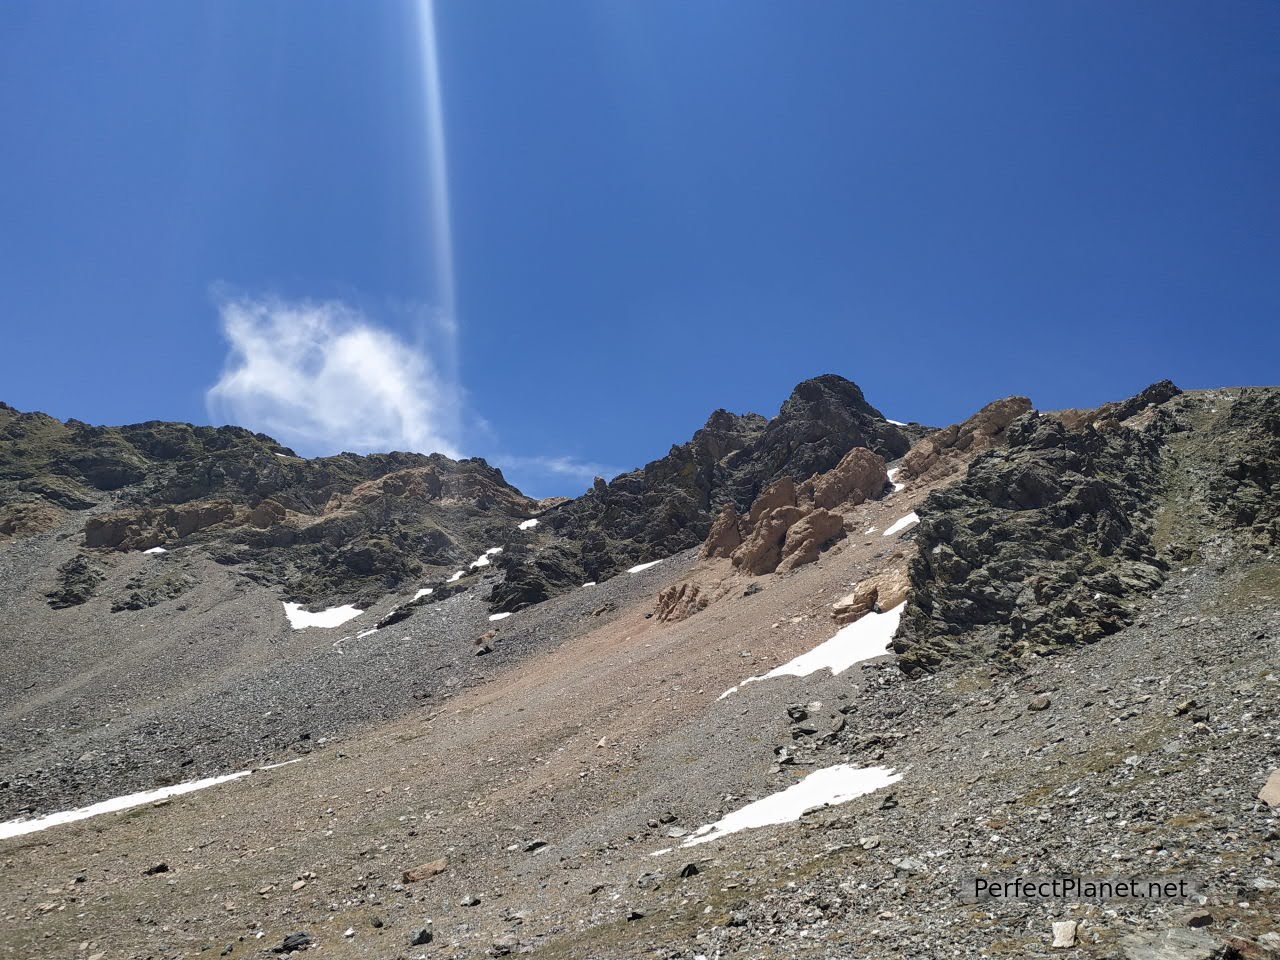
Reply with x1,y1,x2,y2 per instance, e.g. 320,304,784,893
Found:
0,379,1277,960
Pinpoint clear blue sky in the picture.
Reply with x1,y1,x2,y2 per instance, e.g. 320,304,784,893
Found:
2,1,1277,497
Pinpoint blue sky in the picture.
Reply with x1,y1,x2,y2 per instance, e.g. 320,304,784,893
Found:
2,1,1277,497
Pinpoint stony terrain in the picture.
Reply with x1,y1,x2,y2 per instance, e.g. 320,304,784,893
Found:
0,379,1277,960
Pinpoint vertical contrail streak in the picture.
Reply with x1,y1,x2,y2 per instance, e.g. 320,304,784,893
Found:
417,0,456,335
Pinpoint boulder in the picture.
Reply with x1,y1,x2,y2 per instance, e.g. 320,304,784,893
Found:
1260,769,1280,808
402,858,448,883
832,567,910,624
654,582,711,622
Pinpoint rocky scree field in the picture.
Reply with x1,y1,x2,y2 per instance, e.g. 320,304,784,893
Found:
0,380,1277,960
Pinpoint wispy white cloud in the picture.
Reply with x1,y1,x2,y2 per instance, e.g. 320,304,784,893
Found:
206,295,461,457
492,454,620,484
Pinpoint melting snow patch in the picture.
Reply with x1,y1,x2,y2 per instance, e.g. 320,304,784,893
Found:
886,467,905,493
882,512,919,537
720,604,903,699
628,560,665,574
518,519,539,531
413,588,434,601
582,581,597,588
142,546,167,554
357,628,378,639
489,612,512,622
447,571,464,583
0,760,303,841
887,418,908,426
469,547,504,570
282,602,363,630
683,764,902,847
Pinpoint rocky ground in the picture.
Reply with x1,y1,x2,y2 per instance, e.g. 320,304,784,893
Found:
0,382,1276,960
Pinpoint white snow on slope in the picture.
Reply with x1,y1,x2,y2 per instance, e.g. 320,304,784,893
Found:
628,559,665,574
720,604,903,699
0,760,303,841
142,546,167,555
413,588,433,601
882,512,919,537
681,764,902,848
282,602,363,630
582,581,597,588
489,612,512,622
447,571,464,583
518,519,539,531
887,418,908,426
886,466,905,493
470,547,504,569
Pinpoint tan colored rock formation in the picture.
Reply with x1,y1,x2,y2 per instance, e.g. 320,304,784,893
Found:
654,582,711,622
900,396,1032,483
0,501,64,540
832,567,910,624
747,477,797,526
248,499,287,529
776,508,845,572
732,504,805,575
84,500,237,550
802,448,888,510
700,503,743,560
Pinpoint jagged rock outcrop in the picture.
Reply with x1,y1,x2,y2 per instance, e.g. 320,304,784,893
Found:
721,375,917,505
899,396,1032,483
654,582,713,622
802,446,889,510
1205,389,1279,550
776,508,845,572
727,449,888,576
1058,379,1183,432
84,500,238,550
45,554,105,608
0,402,541,607
544,376,918,584
893,388,1178,675
700,503,743,559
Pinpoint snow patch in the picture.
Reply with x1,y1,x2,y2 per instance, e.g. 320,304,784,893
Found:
0,760,303,841
882,512,919,537
518,519,539,531
412,588,434,601
470,547,504,570
142,546,167,554
886,418,908,426
282,602,363,630
683,764,902,847
447,571,464,583
489,612,512,622
628,559,665,574
582,581,597,588
886,467,905,493
357,628,378,639
720,604,902,699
